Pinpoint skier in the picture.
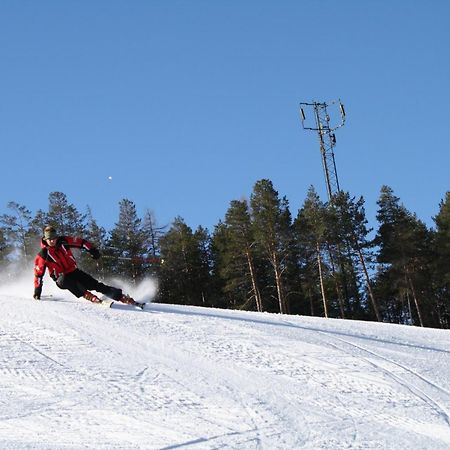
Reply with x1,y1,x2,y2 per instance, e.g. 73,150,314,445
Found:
33,226,143,308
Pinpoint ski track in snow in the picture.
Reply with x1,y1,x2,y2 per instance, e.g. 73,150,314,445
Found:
0,292,450,449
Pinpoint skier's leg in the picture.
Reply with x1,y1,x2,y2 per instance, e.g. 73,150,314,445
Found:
71,270,142,307
75,270,123,301
74,270,141,307
55,271,86,298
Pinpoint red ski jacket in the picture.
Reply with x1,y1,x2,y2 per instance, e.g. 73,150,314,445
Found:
34,236,96,289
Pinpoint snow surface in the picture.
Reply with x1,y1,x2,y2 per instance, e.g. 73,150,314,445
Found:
1,278,450,449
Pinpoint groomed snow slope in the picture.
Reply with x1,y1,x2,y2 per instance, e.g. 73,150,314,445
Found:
1,283,450,449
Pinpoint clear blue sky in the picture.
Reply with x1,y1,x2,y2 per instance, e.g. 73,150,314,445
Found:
1,1,449,233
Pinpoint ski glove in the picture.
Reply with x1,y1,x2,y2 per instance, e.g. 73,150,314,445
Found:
90,247,101,260
33,287,42,300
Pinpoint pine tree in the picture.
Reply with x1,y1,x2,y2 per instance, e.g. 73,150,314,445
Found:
331,192,381,321
159,217,212,306
210,221,235,309
85,206,107,248
374,186,434,327
79,206,107,278
294,187,332,317
142,209,164,258
45,192,86,236
278,196,304,315
0,202,36,265
194,225,215,306
214,199,264,312
432,191,450,327
30,209,49,236
434,192,450,282
0,227,11,274
322,200,357,319
108,199,145,281
250,179,293,314
141,209,165,277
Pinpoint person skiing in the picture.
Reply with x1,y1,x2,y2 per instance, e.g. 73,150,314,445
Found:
33,226,143,308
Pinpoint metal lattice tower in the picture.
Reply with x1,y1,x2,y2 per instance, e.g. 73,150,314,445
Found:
299,100,346,200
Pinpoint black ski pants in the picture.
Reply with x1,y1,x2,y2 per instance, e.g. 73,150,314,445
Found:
56,269,122,300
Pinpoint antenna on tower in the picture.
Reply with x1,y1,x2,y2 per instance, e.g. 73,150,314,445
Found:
299,99,346,200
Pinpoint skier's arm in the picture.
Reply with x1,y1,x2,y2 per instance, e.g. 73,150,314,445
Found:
65,236,100,259
33,255,46,299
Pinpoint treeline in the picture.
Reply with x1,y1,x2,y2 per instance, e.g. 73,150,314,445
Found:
1,182,449,329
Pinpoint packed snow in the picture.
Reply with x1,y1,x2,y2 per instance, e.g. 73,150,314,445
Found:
1,277,450,449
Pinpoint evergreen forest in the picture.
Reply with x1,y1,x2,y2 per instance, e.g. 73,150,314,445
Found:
1,182,449,329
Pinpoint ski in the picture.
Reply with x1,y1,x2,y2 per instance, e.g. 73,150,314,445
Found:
100,299,114,308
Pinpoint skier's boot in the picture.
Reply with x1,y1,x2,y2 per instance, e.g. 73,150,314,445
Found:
119,294,145,310
83,290,102,303
119,294,135,305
